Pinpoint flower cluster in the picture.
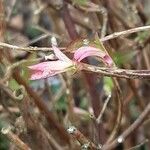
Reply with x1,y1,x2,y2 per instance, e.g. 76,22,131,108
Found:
28,45,113,80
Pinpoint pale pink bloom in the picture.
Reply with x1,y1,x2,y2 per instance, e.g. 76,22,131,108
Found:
74,46,113,66
52,46,71,63
28,46,74,80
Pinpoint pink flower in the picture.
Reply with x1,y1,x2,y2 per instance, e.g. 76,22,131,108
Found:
74,46,113,66
28,45,114,80
28,46,74,80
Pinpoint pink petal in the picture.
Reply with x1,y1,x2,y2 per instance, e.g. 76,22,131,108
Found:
30,69,53,80
28,61,72,71
74,46,113,66
103,55,114,67
52,46,71,62
28,60,73,80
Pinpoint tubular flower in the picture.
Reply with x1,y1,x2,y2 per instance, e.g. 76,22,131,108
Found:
28,46,74,80
74,46,113,66
28,45,114,80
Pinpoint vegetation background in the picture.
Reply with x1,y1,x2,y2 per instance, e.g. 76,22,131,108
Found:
0,0,150,150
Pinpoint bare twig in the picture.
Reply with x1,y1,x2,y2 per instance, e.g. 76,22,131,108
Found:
102,102,150,150
101,25,150,42
67,126,98,150
0,26,150,53
100,6,108,38
13,72,70,144
40,124,63,150
125,139,149,150
64,73,76,123
96,94,111,124
0,81,24,101
82,63,150,79
106,78,123,143
33,25,61,39
0,42,65,52
22,33,51,46
2,58,42,83
0,105,19,113
1,126,31,150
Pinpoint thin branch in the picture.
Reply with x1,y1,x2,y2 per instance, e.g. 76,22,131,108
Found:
106,78,123,143
64,73,76,123
40,124,63,150
82,63,150,79
125,139,149,150
0,42,65,52
96,94,111,124
102,102,150,150
67,126,98,150
0,105,19,113
1,126,31,150
101,25,150,42
0,26,150,53
0,81,24,101
100,6,108,38
13,72,70,144
2,58,42,82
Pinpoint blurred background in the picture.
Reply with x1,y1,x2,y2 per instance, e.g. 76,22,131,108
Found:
0,0,150,150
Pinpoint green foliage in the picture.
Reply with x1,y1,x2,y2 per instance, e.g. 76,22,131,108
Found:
72,0,88,6
54,94,67,112
25,26,42,39
103,77,114,95
135,31,149,44
113,50,138,66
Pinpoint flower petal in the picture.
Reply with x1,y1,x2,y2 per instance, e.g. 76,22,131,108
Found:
30,69,52,80
52,46,71,62
74,46,113,66
28,60,73,80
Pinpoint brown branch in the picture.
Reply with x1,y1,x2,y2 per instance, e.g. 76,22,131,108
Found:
82,63,150,79
13,72,70,144
2,58,42,83
0,25,150,53
1,126,31,150
106,78,123,143
0,81,24,101
64,73,76,123
126,139,149,150
101,25,150,42
102,102,150,150
18,92,53,149
60,2,78,40
60,2,107,143
67,126,98,150
0,42,65,52
96,94,111,124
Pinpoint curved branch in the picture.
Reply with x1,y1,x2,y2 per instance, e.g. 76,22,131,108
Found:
102,102,150,150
